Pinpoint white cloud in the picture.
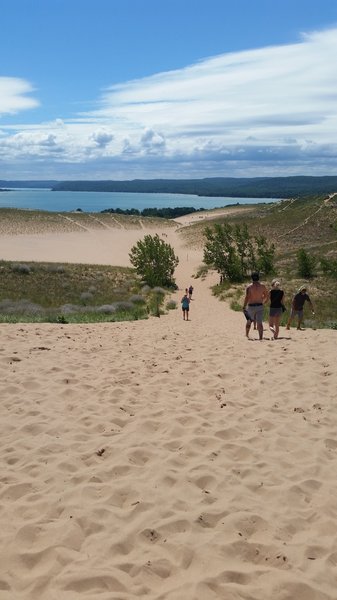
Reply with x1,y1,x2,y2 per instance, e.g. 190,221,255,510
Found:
1,27,337,178
0,77,39,116
90,129,114,147
92,28,337,147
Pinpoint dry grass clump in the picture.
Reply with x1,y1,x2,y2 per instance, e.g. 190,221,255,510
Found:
166,300,177,310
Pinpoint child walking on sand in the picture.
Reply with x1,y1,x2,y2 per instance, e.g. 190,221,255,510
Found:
181,292,190,321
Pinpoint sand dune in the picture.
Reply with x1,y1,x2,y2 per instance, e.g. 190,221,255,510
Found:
0,220,336,599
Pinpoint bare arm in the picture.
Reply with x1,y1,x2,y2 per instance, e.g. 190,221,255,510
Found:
242,288,249,309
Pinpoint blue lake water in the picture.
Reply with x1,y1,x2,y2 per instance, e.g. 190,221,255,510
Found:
0,188,279,213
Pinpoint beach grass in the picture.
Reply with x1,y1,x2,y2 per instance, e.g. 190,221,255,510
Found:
0,260,150,323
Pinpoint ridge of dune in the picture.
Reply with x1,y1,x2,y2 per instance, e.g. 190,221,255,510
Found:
0,220,337,599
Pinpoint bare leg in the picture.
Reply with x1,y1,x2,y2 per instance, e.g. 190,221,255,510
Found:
269,316,276,338
274,315,281,339
246,320,252,338
257,321,264,340
297,316,304,330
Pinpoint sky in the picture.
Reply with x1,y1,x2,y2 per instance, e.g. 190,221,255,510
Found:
1,0,337,181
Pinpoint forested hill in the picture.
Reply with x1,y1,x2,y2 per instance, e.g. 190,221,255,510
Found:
2,176,337,198
51,176,337,198
0,181,57,189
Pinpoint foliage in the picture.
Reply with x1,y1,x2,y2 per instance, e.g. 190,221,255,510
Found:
254,235,276,275
129,234,179,287
320,257,337,278
234,224,256,276
203,223,275,282
101,206,204,219
297,248,317,278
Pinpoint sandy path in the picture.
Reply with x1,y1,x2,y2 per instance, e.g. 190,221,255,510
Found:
0,223,337,599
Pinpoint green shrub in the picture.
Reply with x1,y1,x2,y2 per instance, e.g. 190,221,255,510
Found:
230,300,243,312
297,248,316,278
320,257,337,278
129,234,179,287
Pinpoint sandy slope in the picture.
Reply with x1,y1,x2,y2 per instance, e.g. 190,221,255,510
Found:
0,220,337,600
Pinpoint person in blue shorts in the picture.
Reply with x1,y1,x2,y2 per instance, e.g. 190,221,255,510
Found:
181,292,190,321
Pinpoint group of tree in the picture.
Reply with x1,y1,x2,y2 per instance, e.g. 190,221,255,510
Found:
297,248,337,279
203,223,275,282
101,206,204,219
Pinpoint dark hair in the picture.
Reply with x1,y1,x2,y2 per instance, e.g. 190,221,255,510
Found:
251,271,259,281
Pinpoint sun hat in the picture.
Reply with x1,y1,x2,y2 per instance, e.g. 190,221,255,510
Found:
299,285,307,292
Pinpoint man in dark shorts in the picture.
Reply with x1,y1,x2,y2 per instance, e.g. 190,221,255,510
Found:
242,272,268,340
286,285,315,330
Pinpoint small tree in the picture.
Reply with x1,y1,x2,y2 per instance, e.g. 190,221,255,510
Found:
129,234,179,287
320,256,337,278
297,248,316,278
255,235,275,275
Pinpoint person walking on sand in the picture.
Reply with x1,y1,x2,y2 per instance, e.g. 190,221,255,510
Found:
188,285,194,300
181,292,190,321
286,285,315,330
242,272,268,340
268,279,285,340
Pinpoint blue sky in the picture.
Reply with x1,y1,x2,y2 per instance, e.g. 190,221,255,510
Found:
1,0,337,180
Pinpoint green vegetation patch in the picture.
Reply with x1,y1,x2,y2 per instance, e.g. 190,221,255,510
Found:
0,260,149,323
200,194,337,329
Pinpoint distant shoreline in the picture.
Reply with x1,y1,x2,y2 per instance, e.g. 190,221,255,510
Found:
2,175,337,198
